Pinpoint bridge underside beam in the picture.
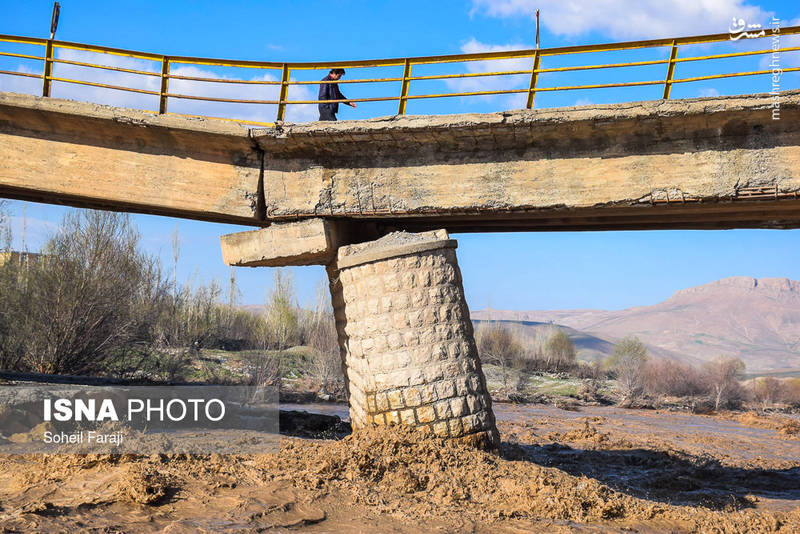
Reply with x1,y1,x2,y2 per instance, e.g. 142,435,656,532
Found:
253,90,800,232
0,92,263,225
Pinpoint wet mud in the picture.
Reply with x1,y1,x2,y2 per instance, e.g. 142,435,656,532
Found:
0,404,797,533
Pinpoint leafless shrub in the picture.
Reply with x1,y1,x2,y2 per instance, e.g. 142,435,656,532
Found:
605,336,649,405
11,211,167,375
702,355,747,411
476,323,524,395
263,269,300,351
752,377,784,410
307,282,343,397
246,350,280,387
782,378,800,407
645,358,706,398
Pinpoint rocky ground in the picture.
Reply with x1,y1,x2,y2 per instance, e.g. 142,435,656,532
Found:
0,404,797,533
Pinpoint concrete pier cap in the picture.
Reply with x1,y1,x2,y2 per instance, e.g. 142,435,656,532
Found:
221,219,499,449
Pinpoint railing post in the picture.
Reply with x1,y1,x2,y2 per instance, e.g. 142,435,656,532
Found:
159,56,170,114
525,50,540,109
277,63,290,122
663,40,678,99
398,58,412,115
42,39,54,97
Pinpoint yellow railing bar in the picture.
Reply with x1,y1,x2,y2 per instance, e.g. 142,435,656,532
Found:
42,40,53,97
281,59,407,70
663,40,679,99
535,79,664,92
158,57,169,114
52,41,162,62
284,95,401,104
407,70,530,81
538,58,669,73
168,57,283,69
526,49,541,109
46,76,160,96
168,73,282,85
0,50,44,61
398,58,412,114
291,76,404,84
673,66,800,84
675,45,800,63
405,88,529,100
50,56,161,77
167,92,280,105
276,64,290,121
0,35,47,46
0,69,42,79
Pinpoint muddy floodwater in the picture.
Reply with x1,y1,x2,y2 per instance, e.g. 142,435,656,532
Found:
0,403,798,533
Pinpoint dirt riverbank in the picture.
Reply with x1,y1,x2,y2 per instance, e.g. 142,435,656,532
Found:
0,404,797,533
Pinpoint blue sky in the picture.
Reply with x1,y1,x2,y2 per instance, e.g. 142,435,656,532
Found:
2,0,800,311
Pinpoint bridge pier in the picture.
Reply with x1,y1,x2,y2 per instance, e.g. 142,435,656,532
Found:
221,221,498,448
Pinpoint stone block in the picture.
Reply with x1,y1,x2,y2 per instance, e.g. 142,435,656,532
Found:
221,218,343,267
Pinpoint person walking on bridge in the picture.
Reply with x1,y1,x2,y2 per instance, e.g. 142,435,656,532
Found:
318,68,356,121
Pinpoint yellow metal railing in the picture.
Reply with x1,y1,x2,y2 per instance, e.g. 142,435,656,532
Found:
1,26,799,127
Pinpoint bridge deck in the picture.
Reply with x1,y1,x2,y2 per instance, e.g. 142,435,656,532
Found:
1,90,799,232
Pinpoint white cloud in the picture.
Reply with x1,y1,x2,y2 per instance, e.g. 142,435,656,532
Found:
0,48,317,123
698,88,721,97
444,38,533,109
0,64,43,94
471,0,773,40
574,97,593,106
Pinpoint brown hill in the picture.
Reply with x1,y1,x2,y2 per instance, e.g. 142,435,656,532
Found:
471,277,800,372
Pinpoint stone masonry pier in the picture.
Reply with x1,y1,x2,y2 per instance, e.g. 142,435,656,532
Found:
222,222,499,447
332,231,498,447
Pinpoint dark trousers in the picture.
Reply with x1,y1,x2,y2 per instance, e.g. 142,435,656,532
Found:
318,104,337,121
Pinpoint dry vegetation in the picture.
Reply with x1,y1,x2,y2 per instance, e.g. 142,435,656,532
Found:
0,208,342,392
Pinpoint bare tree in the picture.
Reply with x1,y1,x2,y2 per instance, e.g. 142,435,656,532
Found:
264,268,299,351
752,377,783,411
702,356,746,411
171,224,180,299
544,330,577,370
606,336,649,405
308,281,343,396
476,323,523,395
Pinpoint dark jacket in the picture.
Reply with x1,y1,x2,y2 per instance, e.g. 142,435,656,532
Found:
318,74,347,113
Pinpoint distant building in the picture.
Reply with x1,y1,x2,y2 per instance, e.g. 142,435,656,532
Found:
0,251,43,268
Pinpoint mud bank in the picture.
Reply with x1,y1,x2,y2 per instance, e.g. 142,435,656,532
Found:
0,407,798,533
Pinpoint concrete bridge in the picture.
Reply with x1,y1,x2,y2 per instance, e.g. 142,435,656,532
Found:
2,89,800,447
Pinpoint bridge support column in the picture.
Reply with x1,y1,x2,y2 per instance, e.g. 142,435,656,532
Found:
221,221,498,448
328,230,499,448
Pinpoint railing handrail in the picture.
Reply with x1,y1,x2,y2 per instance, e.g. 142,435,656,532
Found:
1,25,798,126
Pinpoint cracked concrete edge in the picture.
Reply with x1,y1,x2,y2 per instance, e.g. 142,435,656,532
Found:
5,89,794,147
251,90,800,143
0,91,253,139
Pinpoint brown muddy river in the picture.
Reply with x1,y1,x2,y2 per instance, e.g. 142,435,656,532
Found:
0,402,798,533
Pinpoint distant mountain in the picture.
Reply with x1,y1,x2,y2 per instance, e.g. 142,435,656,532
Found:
470,277,800,372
